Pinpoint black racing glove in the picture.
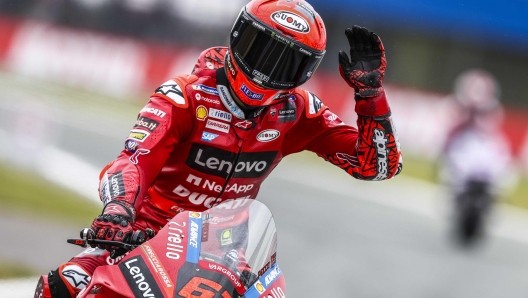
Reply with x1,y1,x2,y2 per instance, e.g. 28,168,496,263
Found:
90,201,135,255
339,25,386,98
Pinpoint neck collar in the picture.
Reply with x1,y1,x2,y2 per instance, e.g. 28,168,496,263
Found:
216,68,264,120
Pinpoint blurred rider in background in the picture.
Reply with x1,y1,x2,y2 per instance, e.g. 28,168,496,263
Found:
35,0,403,297
438,69,517,244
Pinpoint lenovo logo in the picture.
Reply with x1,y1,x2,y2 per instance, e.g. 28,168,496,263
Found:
186,143,277,178
119,257,163,298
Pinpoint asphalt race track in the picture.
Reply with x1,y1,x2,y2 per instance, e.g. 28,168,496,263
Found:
1,72,528,297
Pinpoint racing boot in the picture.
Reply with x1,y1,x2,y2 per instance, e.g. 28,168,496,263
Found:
38,262,92,298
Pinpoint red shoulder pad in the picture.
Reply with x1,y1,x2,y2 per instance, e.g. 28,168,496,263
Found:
299,89,326,118
151,75,198,108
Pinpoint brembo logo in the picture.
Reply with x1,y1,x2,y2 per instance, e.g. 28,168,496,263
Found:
185,143,277,178
271,11,310,33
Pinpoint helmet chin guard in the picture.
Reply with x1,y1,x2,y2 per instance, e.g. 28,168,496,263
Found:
226,0,326,107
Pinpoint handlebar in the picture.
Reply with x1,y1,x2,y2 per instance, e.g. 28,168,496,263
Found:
67,228,155,259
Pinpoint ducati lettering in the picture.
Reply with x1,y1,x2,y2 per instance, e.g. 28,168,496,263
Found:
140,107,166,118
271,11,310,33
166,221,186,260
185,143,277,178
173,185,221,208
134,116,159,132
372,128,389,180
119,257,163,298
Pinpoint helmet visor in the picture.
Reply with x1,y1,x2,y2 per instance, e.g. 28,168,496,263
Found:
230,10,325,90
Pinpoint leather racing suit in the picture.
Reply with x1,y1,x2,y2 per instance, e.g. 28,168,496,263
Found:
51,47,402,295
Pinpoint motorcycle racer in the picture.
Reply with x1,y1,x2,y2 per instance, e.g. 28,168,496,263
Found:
35,0,402,297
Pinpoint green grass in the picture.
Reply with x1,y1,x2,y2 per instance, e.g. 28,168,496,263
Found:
0,162,101,226
0,258,36,279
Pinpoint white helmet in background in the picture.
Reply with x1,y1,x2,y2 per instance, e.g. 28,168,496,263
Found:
454,69,501,113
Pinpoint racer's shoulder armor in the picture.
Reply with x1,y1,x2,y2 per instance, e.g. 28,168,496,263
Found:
192,47,229,75
293,87,326,118
151,75,198,109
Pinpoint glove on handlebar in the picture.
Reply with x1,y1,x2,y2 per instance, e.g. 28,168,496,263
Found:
90,201,135,252
339,25,386,98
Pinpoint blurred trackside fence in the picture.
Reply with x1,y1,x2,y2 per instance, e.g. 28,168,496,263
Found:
1,15,528,172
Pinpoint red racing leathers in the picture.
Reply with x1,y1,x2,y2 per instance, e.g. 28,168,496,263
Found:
66,46,402,283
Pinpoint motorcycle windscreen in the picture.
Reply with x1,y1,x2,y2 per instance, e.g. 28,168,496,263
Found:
231,16,323,90
199,199,277,293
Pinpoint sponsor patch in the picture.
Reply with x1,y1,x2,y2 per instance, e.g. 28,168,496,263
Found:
201,131,219,142
124,139,139,153
129,148,150,165
134,116,159,132
308,92,323,115
257,129,280,142
195,93,221,105
209,107,232,122
191,84,219,96
218,84,245,119
234,120,256,131
205,119,230,133
127,129,150,142
196,105,208,121
62,265,91,289
155,80,186,105
220,228,233,246
186,143,277,179
119,257,164,298
372,128,389,181
271,11,310,33
100,171,125,204
240,84,264,101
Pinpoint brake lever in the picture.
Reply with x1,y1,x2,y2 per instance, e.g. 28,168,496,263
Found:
67,238,138,250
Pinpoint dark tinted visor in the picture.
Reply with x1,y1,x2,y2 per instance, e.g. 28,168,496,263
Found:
230,10,325,90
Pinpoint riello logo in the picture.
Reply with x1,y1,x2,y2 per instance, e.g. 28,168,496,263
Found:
271,11,310,33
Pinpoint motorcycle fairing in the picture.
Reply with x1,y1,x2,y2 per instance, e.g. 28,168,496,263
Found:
243,264,285,298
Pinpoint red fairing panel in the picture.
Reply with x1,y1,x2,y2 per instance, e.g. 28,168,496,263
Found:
98,46,402,220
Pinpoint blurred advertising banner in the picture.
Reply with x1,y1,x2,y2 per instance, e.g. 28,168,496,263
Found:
1,15,528,172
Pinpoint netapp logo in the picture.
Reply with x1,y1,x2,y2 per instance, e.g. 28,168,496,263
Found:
119,257,163,298
185,143,277,178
